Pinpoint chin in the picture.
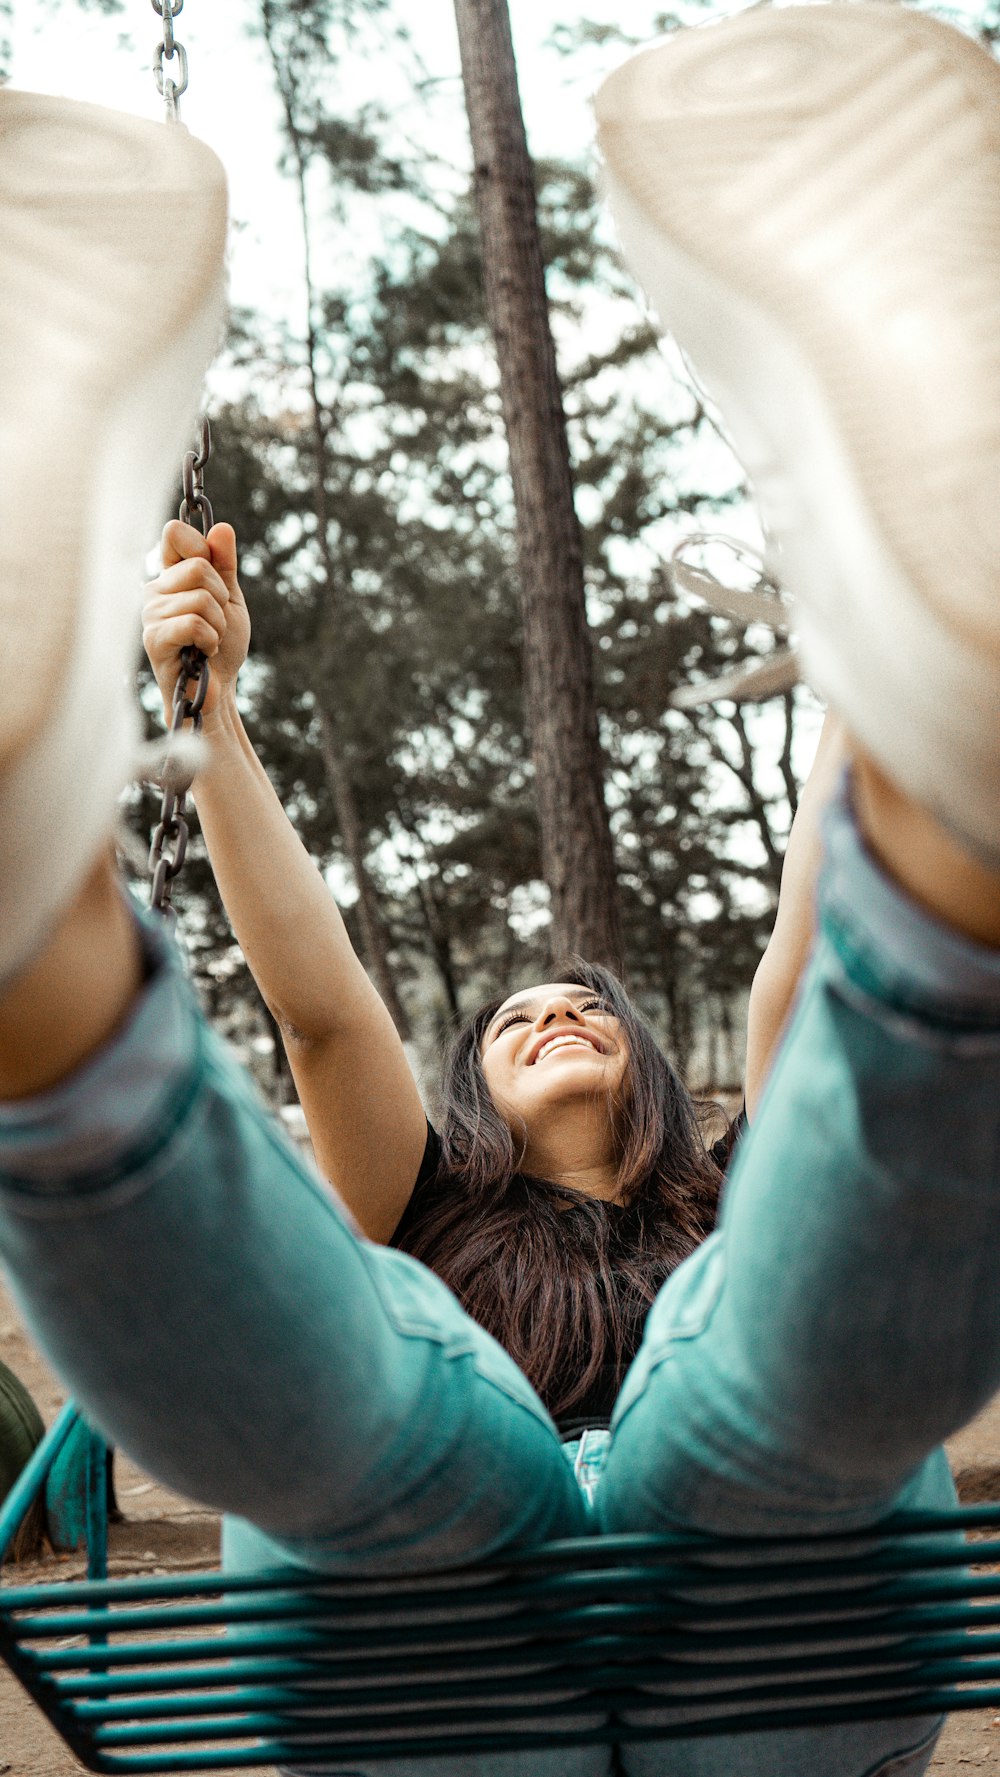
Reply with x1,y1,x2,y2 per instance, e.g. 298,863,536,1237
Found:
528,1066,616,1103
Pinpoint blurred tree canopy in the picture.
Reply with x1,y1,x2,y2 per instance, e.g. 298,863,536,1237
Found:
36,0,822,1093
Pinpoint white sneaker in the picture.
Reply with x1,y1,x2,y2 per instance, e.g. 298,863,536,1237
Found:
0,91,227,987
596,3,1000,863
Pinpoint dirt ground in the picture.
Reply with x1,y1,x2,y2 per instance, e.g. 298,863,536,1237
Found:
3,1276,1000,1776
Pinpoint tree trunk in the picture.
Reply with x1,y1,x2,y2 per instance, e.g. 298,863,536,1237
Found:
315,709,412,1039
777,691,800,824
392,799,463,1021
699,709,784,896
452,0,622,971
417,879,462,1023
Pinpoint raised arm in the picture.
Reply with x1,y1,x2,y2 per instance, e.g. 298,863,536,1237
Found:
744,711,848,1121
142,520,427,1241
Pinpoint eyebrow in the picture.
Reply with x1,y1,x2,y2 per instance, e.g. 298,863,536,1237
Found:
484,987,593,1039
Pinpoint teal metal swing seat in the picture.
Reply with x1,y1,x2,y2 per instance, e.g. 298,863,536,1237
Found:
3,1405,1000,1773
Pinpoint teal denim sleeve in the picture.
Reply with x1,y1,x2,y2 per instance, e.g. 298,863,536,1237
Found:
600,776,976,1776
603,775,1000,1540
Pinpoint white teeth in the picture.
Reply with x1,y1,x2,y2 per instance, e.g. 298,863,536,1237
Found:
535,1035,597,1064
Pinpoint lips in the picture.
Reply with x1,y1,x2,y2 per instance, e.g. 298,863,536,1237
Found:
528,1030,606,1066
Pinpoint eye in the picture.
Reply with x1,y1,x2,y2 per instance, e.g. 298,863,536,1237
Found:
492,1010,531,1039
579,997,611,1016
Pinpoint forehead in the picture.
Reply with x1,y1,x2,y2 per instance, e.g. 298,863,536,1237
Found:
492,982,595,1018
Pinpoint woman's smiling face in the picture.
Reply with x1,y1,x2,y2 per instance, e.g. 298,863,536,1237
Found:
479,981,628,1127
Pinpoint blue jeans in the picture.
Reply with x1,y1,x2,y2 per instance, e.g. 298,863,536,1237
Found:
1,777,999,1777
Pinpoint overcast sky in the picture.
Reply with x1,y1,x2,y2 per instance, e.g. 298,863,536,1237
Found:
12,1,669,321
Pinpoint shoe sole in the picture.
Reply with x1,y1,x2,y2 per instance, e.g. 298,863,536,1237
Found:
0,91,227,765
596,4,1000,861
0,92,226,979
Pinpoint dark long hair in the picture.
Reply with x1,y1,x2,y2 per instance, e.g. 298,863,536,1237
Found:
397,961,726,1421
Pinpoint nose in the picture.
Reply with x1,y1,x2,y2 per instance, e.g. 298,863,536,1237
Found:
536,997,585,1029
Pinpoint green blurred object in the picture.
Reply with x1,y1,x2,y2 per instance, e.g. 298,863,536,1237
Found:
45,1413,118,1556
0,1358,45,1561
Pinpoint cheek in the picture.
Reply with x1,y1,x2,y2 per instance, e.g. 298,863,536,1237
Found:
480,1045,511,1102
479,1044,529,1130
608,1045,631,1098
481,1043,531,1116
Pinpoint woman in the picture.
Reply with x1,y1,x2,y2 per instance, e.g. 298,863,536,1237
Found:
1,6,999,1776
141,511,841,1444
141,514,844,1446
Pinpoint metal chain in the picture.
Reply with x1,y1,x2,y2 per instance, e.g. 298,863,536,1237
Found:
180,419,214,533
145,1,216,918
151,0,189,125
148,419,213,918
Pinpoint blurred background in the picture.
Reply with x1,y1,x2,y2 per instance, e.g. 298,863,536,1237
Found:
7,0,994,1111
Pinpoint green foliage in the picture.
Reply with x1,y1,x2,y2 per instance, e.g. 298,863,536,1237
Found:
34,0,1000,1087
109,0,809,1087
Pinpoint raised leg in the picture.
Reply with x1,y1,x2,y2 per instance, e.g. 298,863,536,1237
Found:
0,852,144,1100
604,764,1000,1527
0,89,603,1777
595,6,1000,1771
0,882,587,1567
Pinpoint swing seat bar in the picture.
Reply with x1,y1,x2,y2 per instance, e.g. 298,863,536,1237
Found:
1,1406,996,1772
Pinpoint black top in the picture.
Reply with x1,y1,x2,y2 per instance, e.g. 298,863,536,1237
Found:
389,1112,746,1436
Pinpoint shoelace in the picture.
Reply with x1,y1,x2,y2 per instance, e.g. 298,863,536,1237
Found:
669,531,801,708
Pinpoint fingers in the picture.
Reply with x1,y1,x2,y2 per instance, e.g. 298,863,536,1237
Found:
148,521,244,694
146,554,230,608
206,522,239,591
143,559,230,664
161,520,240,596
161,519,212,569
143,610,224,662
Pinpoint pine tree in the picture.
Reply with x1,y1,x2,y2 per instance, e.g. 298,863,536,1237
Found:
108,0,815,1091
452,0,622,969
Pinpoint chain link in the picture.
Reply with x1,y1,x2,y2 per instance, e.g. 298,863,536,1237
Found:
180,416,215,532
151,0,188,124
146,2,215,919
149,417,214,919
